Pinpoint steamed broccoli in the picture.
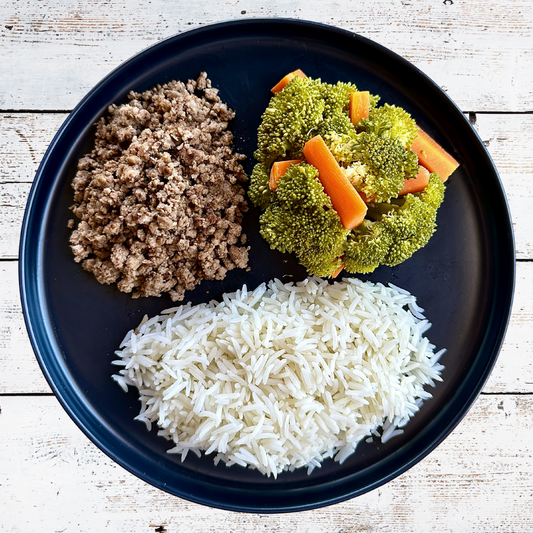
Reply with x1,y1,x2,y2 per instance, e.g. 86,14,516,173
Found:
249,74,448,278
344,173,445,273
254,76,357,166
247,162,272,210
358,103,419,148
259,163,349,277
328,131,420,203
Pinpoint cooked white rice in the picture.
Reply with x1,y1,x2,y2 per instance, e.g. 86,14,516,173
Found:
112,277,445,477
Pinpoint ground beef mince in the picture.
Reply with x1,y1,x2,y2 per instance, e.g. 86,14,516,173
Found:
69,72,249,301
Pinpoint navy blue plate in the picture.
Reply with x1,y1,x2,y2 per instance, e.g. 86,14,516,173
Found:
19,19,514,512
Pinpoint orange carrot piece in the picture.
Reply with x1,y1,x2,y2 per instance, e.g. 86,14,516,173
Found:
303,135,368,230
410,127,459,182
349,91,370,126
398,166,431,195
269,159,303,190
331,261,344,278
271,69,307,93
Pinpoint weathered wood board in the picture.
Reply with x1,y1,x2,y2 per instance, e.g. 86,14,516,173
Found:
1,0,532,112
1,394,532,532
1,1,532,530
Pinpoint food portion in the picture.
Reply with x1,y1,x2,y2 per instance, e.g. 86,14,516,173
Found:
249,73,458,278
112,277,445,478
69,72,249,302
410,126,459,181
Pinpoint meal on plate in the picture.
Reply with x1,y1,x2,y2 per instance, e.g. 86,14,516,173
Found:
112,276,445,477
248,70,459,278
71,70,449,476
68,72,249,301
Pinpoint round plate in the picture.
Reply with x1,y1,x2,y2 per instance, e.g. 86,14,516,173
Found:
19,19,515,512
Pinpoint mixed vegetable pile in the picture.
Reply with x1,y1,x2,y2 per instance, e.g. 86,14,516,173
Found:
248,70,459,277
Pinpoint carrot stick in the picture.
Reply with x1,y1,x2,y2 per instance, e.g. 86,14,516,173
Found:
410,127,459,182
331,261,344,278
271,69,306,93
349,91,370,126
269,159,303,190
303,135,368,230
398,166,431,195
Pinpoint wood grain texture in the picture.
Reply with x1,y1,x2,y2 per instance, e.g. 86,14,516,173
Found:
1,258,531,395
0,113,67,183
1,113,531,259
0,262,51,393
0,0,532,111
1,394,532,532
1,2,532,530
0,181,31,259
474,113,533,259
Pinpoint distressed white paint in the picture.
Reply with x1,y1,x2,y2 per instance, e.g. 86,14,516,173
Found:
1,1,532,530
2,259,533,395
0,395,532,532
0,0,532,111
0,113,68,183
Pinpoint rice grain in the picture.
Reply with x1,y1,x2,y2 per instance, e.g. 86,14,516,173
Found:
112,277,445,477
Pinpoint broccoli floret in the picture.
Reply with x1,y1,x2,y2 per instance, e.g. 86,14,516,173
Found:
248,163,272,210
317,109,355,139
259,163,349,277
358,103,419,148
251,74,447,278
254,77,357,167
328,131,420,203
344,172,445,273
344,220,393,274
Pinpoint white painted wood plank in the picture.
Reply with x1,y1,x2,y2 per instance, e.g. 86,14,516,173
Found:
0,113,67,183
0,181,31,259
1,258,532,395
1,112,530,259
483,261,533,393
474,113,533,260
1,394,532,532
0,262,52,394
1,0,532,111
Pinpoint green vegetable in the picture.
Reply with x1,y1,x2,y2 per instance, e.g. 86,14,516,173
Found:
328,131,420,203
358,103,419,148
254,76,358,167
259,163,349,277
247,162,272,210
344,172,445,273
249,74,446,278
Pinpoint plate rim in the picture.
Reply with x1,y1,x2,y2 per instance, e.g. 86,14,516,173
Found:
19,17,516,513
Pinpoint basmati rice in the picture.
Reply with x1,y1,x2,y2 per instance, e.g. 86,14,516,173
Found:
112,277,445,477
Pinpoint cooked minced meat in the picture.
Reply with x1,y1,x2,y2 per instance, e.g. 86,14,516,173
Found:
69,72,249,301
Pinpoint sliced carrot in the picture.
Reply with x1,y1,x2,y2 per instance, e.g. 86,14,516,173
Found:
269,159,303,190
331,261,344,278
410,127,459,182
349,91,370,126
303,135,368,230
398,166,431,195
271,69,307,93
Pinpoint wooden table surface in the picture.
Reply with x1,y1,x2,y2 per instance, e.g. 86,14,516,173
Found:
1,1,532,531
